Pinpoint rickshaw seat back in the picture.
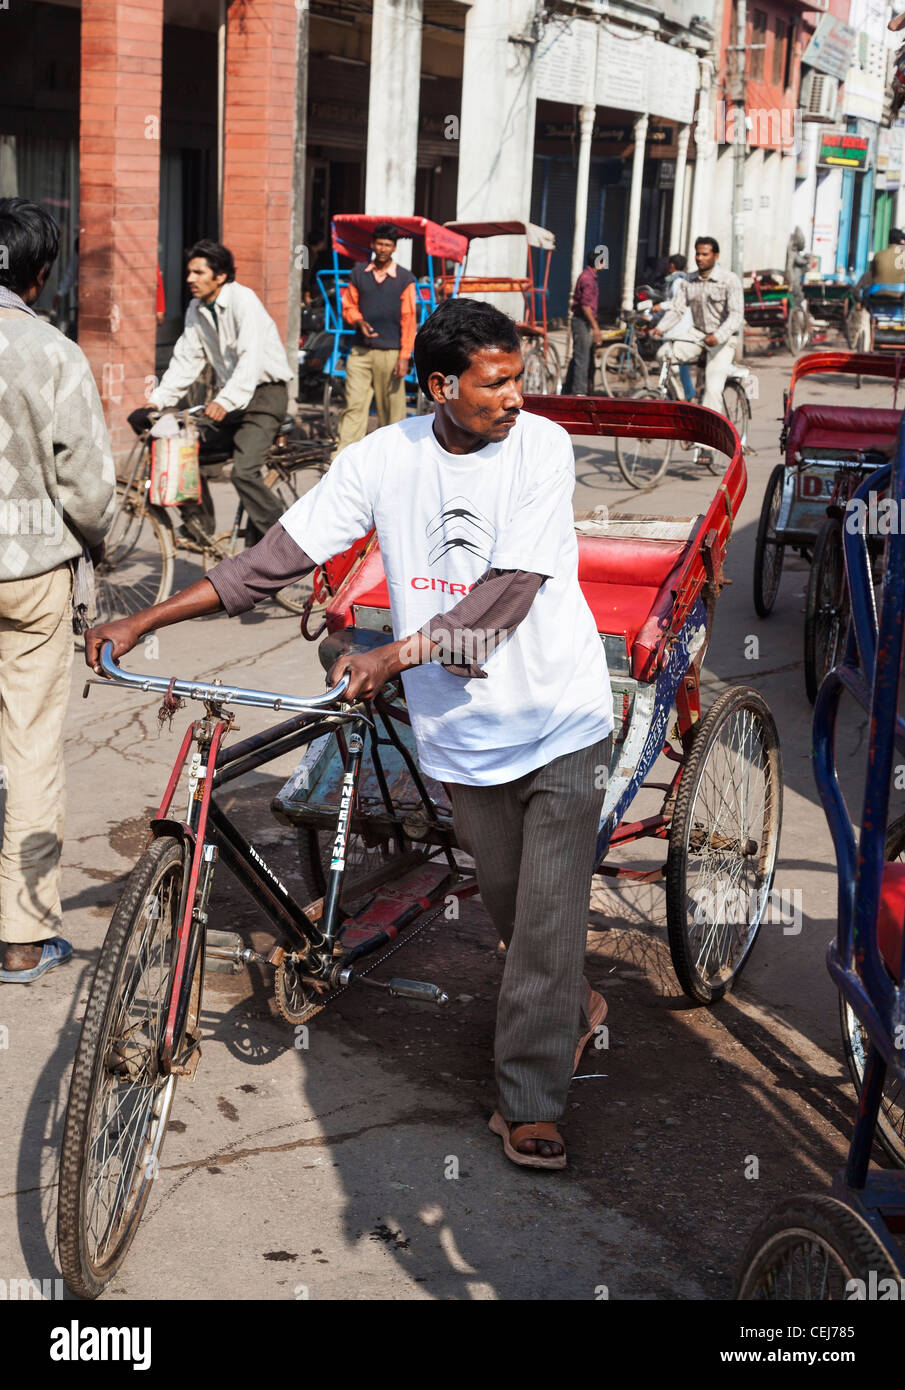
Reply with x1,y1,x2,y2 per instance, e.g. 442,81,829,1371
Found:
878,863,905,981
787,404,902,460
325,519,702,685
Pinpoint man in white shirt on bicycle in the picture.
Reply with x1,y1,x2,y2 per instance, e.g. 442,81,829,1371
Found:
650,236,743,413
128,240,293,547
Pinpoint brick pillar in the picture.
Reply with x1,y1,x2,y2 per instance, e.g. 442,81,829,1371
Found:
79,0,164,460
222,0,298,340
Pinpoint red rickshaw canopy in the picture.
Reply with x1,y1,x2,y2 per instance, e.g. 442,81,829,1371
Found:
331,215,468,265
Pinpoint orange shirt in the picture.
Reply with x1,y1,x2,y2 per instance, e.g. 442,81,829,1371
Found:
341,260,416,357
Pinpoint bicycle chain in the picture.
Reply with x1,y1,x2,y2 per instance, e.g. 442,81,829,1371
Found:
314,901,449,1011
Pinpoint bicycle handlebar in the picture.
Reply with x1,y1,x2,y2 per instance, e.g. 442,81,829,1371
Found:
96,640,351,713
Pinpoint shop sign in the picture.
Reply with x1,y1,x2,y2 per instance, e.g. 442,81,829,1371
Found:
816,127,869,168
802,13,856,82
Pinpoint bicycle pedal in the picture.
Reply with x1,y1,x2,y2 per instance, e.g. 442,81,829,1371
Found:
387,977,449,1005
205,929,244,973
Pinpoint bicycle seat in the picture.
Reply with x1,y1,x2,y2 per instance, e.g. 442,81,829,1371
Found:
318,626,395,674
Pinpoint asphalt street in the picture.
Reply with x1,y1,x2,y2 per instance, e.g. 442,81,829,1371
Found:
1,344,898,1301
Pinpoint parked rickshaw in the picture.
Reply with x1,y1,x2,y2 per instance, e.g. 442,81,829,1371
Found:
438,220,562,394
751,351,903,701
316,214,469,433
743,270,810,355
803,275,860,348
736,427,905,1299
58,394,782,1297
860,280,905,353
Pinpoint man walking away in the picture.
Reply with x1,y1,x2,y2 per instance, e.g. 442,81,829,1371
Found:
785,228,809,310
650,235,743,414
564,250,602,395
332,223,416,457
0,198,115,982
130,240,294,548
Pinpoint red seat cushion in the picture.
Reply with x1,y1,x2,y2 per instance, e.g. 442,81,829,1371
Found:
325,533,690,682
787,404,902,458
879,863,905,981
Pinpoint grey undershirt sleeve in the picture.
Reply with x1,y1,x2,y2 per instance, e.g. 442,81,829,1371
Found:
205,524,315,615
419,568,547,678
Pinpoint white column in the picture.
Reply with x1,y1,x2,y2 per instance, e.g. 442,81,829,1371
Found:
365,0,423,267
456,0,539,306
687,56,717,261
621,112,649,312
895,124,905,228
669,123,690,255
570,103,596,298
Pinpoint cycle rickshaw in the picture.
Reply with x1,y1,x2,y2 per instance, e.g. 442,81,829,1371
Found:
436,220,562,394
861,281,905,353
736,424,905,1299
316,214,469,434
744,270,810,356
751,350,904,701
58,395,783,1298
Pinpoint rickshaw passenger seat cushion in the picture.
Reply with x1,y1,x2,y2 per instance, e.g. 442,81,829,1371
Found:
878,863,905,980
787,405,902,460
576,535,692,681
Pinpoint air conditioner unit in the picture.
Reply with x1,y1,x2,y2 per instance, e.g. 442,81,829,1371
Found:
800,69,839,121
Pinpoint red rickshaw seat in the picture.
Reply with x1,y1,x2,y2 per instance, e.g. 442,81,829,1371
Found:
325,533,693,683
786,404,902,459
878,863,905,981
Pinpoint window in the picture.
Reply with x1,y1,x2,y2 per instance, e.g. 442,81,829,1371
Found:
751,9,767,79
773,18,789,87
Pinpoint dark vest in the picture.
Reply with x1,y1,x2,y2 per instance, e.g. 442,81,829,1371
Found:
350,262,416,350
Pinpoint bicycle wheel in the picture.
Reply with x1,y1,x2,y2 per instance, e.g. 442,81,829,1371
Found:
523,346,550,395
615,389,672,489
721,380,750,461
753,464,786,617
736,1194,899,1299
544,341,563,394
785,305,810,356
665,686,783,1004
600,342,648,397
94,477,174,624
804,517,849,704
323,376,345,440
58,835,198,1299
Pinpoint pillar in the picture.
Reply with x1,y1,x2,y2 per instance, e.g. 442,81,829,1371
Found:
222,0,299,340
570,104,596,302
669,124,691,256
78,0,164,459
365,0,422,267
621,112,649,312
687,56,717,262
456,0,538,308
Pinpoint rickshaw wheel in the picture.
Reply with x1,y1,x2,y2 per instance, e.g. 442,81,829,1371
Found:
752,464,786,617
804,518,849,704
785,305,810,356
666,687,782,1005
736,1194,899,1299
837,812,905,1168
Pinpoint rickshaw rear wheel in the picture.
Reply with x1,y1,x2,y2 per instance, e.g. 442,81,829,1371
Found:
753,464,786,617
736,1194,899,1299
804,517,849,704
785,304,810,356
837,812,905,1168
666,686,782,1005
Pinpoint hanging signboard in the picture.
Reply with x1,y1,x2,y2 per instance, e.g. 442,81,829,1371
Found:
801,13,857,82
816,127,870,168
594,27,697,124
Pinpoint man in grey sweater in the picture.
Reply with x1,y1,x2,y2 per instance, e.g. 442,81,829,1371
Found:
0,198,115,982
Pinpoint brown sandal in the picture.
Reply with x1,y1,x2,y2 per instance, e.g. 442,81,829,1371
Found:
573,987,607,1075
489,1111,567,1170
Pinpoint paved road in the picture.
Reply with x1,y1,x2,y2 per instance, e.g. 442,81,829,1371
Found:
1,348,898,1300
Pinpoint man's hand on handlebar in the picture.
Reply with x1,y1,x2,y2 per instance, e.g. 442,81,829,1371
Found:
203,401,227,422
85,618,145,674
328,649,400,702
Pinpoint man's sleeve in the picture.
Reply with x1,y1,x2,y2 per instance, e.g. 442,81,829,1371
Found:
53,350,116,549
206,525,315,616
656,276,688,335
417,569,546,678
489,432,575,577
149,317,207,409
342,277,363,327
400,281,416,357
279,442,377,564
715,273,744,344
214,295,266,413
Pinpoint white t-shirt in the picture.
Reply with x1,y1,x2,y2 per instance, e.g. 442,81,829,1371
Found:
280,411,613,786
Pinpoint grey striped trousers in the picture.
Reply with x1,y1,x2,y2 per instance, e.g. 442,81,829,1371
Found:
449,735,612,1122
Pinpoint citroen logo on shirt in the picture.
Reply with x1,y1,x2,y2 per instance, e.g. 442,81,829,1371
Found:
426,497,496,565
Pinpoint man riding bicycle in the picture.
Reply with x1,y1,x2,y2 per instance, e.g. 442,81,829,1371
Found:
128,240,294,548
650,235,743,413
